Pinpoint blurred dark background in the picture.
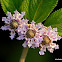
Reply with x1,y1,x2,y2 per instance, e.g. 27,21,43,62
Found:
0,0,62,62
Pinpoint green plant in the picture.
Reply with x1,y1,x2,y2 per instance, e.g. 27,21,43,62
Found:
1,0,62,62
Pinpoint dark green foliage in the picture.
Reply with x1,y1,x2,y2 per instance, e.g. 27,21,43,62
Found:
44,9,62,36
1,0,58,23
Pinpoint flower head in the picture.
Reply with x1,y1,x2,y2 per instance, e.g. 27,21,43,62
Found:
1,10,28,39
39,26,62,55
17,21,44,48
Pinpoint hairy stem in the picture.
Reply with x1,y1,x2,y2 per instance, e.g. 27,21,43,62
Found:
20,47,28,62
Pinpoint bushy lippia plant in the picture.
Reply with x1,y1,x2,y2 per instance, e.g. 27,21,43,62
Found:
0,0,62,62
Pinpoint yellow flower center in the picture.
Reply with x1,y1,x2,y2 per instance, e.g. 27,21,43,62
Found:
26,30,35,38
10,20,18,29
42,36,51,45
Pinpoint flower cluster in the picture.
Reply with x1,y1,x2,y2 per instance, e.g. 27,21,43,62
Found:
1,10,28,39
1,10,62,55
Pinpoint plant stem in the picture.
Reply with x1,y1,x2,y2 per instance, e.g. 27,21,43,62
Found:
20,47,28,62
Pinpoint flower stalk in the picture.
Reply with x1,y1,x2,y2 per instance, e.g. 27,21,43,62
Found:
20,46,28,62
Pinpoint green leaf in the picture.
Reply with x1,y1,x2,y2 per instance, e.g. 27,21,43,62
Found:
44,9,62,36
21,0,58,23
1,0,24,14
1,0,58,23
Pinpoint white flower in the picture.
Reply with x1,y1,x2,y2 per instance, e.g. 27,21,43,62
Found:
39,26,61,55
18,21,44,48
1,10,27,40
